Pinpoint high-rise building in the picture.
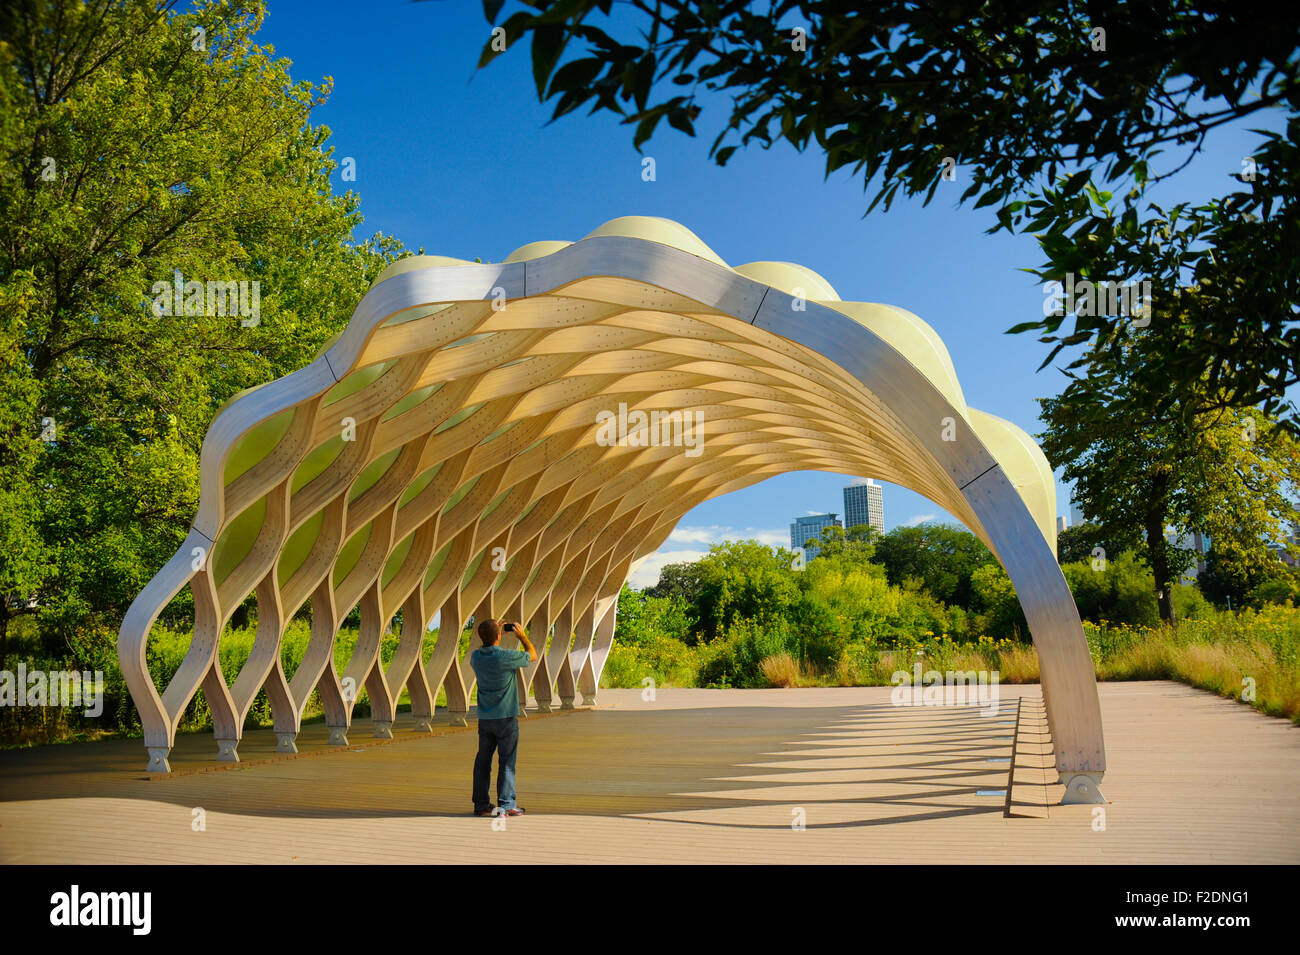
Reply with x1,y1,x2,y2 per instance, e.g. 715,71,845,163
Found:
1268,525,1300,568
1165,528,1208,582
1056,515,1070,536
790,513,843,560
1069,486,1086,527
843,479,885,535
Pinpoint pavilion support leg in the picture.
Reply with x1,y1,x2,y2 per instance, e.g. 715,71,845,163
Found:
525,607,553,712
579,652,598,707
515,669,529,718
372,720,394,739
205,661,241,764
328,725,349,746
1060,772,1107,804
584,596,617,706
556,660,576,710
444,661,470,726
408,676,434,732
426,593,470,727
957,467,1108,807
147,747,172,774
533,660,554,713
275,732,298,754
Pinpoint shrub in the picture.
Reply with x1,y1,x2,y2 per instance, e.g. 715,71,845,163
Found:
759,652,814,687
696,619,795,688
600,633,700,688
1063,551,1160,627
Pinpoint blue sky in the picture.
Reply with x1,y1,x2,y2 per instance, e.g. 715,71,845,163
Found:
254,1,1283,587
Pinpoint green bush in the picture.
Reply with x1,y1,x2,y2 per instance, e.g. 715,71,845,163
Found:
696,619,796,688
1,613,445,746
969,563,1029,639
1062,550,1160,627
601,633,701,688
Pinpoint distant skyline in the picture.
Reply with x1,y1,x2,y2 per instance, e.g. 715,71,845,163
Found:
250,1,1289,591
790,512,843,562
844,479,885,535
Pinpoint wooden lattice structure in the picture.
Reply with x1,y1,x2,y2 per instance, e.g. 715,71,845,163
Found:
118,217,1106,802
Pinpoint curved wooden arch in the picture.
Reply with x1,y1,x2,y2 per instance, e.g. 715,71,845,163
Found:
118,223,1106,803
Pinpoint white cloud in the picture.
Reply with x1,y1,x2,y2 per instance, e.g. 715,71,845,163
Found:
748,528,789,547
903,513,937,527
630,525,790,589
627,549,706,589
667,525,731,545
668,525,787,548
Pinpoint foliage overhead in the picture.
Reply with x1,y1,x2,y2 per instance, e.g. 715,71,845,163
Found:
478,0,1300,429
0,0,402,656
1039,329,1300,623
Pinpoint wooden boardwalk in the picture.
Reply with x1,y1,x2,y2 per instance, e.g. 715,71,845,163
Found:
1,681,1296,864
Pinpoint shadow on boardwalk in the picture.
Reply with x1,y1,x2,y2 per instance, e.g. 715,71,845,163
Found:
0,696,1023,831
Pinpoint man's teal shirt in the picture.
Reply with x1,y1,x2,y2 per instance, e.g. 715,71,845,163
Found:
470,645,531,719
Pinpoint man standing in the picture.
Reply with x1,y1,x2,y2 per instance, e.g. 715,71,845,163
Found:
469,617,537,817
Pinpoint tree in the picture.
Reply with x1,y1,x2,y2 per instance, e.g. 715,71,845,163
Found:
1245,566,1300,608
614,582,694,645
1055,522,1115,566
1199,545,1300,609
968,563,1028,639
1039,331,1300,622
478,0,1300,429
1015,134,1300,434
692,540,800,640
813,523,877,562
0,0,402,646
644,560,704,602
871,524,994,609
1060,551,1160,628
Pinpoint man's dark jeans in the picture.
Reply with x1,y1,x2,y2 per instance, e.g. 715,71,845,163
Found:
473,716,519,812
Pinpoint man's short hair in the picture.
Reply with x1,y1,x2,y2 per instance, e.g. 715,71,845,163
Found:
477,618,502,645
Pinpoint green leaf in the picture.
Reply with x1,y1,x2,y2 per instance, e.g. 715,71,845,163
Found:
531,25,568,99
548,57,604,99
629,52,656,112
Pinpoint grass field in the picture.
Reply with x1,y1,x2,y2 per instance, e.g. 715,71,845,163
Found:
3,602,1298,748
601,604,1300,723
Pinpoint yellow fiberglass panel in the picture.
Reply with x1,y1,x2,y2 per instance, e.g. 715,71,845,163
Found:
223,408,295,485
733,261,840,302
211,497,267,587
277,509,325,588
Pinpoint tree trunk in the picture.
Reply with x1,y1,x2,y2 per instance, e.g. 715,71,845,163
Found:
1144,502,1176,625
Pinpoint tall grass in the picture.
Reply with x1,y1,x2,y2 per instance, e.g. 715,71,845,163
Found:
1085,605,1300,720
6,603,1298,748
600,605,1300,723
0,617,449,747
